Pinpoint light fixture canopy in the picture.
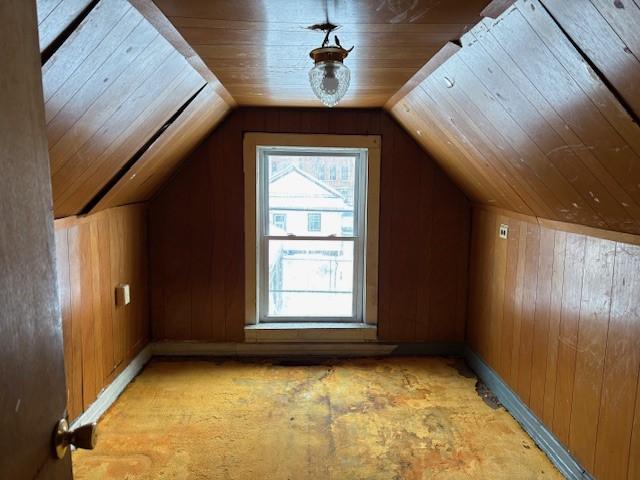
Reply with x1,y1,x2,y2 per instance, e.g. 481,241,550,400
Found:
309,42,352,107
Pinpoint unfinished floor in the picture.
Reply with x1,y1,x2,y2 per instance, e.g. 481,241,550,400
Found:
73,357,561,479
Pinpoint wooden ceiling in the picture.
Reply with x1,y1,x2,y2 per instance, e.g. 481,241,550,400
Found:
150,0,490,107
35,0,640,238
390,0,640,236
37,0,92,53
37,0,232,218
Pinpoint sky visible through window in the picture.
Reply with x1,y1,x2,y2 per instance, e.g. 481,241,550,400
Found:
265,153,357,318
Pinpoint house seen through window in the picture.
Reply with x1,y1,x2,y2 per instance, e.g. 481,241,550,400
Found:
258,147,367,321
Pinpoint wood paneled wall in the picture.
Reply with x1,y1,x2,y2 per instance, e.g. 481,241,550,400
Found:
54,204,149,421
150,108,470,343
468,206,640,480
390,0,640,236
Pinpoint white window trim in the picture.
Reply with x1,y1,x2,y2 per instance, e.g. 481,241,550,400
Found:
258,147,366,323
244,133,380,327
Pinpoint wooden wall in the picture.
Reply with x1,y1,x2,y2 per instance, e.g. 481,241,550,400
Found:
54,204,150,421
468,206,640,480
390,0,640,236
150,108,470,343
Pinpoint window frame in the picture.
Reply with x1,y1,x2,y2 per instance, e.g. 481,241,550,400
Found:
341,164,350,181
257,147,366,323
306,212,322,233
272,213,287,231
244,133,380,327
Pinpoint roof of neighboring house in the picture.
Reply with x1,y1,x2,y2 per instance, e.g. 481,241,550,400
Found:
269,165,352,212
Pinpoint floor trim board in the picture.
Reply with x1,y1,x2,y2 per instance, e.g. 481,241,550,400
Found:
70,345,152,429
393,342,466,356
152,341,398,357
465,349,593,480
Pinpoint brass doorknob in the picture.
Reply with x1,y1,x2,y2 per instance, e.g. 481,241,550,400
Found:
53,419,98,459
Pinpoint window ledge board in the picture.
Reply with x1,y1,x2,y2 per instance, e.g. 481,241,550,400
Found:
244,323,377,343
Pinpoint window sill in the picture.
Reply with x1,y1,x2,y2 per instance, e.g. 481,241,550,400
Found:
244,322,377,343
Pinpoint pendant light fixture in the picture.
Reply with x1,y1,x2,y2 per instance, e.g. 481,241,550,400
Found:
308,27,353,107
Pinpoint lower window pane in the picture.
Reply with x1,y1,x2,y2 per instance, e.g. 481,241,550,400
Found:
268,239,354,318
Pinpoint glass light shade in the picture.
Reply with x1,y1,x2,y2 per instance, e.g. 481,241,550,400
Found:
309,60,350,107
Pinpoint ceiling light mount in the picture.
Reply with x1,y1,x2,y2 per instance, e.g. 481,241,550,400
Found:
308,29,353,108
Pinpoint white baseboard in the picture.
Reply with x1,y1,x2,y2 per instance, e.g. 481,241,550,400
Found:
466,349,593,480
70,345,152,429
152,341,396,357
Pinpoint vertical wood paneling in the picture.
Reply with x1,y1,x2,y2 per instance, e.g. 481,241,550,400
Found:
568,237,615,470
467,206,640,480
553,232,585,445
510,221,528,386
54,205,149,421
150,108,470,343
500,219,521,384
594,243,640,479
529,228,555,416
68,223,98,410
96,213,115,381
542,231,566,426
516,223,540,403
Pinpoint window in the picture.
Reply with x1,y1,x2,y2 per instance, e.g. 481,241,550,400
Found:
341,212,354,236
341,165,350,181
329,165,337,180
316,165,325,180
272,213,287,231
258,149,362,320
244,133,380,326
307,213,321,232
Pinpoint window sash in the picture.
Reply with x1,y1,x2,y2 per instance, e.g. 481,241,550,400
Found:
307,213,321,232
260,237,360,321
258,147,367,322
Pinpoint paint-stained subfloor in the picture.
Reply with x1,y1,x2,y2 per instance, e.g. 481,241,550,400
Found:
73,357,562,479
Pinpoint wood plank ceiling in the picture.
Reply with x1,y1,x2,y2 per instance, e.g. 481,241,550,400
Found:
35,0,640,238
390,0,640,236
37,0,232,218
150,0,490,107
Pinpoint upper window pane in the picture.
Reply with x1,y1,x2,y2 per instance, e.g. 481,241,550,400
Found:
267,154,356,237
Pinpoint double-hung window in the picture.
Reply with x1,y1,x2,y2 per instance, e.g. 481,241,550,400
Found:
244,134,380,327
258,148,366,321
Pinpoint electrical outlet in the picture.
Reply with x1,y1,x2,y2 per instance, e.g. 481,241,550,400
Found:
499,224,509,239
116,283,131,306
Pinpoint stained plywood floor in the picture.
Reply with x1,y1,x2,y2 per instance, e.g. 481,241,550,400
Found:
73,357,562,479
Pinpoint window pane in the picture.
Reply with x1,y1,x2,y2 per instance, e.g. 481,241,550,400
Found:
267,154,356,236
267,239,353,317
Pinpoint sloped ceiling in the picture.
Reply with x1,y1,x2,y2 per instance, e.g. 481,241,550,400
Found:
37,0,233,218
390,0,640,236
37,0,640,238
